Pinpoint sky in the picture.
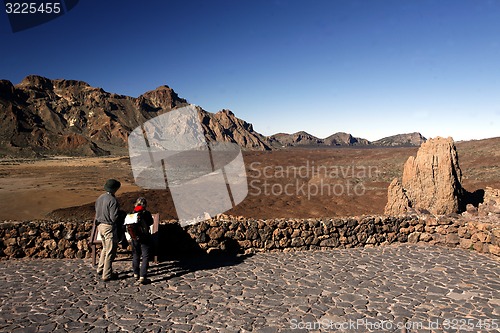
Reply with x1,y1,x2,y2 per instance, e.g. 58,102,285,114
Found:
1,0,499,141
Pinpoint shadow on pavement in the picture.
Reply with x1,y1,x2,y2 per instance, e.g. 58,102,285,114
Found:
147,253,253,284
116,221,253,284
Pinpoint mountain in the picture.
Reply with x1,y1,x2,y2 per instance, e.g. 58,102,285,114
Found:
323,132,370,146
269,131,370,147
267,131,427,148
0,75,271,157
0,75,429,156
373,132,427,147
199,109,270,150
269,131,323,147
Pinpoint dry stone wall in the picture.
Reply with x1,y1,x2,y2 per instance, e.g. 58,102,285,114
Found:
185,215,499,257
0,220,94,259
1,213,499,260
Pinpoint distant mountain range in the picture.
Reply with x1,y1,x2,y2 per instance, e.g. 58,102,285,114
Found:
0,75,426,157
269,131,426,148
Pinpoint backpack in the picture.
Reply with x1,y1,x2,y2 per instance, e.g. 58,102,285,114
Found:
124,211,149,241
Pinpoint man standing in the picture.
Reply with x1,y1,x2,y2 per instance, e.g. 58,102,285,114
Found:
95,179,121,281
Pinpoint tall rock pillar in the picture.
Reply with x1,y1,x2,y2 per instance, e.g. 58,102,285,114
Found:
385,137,464,215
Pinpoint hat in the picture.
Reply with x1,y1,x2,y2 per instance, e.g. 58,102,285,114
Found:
104,179,121,192
135,197,147,207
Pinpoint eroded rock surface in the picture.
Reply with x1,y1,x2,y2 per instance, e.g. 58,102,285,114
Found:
385,137,464,215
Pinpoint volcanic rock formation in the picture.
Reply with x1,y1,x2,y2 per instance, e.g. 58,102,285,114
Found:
0,75,272,156
385,137,464,215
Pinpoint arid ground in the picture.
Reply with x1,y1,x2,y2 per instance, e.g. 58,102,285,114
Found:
1,138,498,221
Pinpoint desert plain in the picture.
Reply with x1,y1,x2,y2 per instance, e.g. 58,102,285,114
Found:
0,137,499,222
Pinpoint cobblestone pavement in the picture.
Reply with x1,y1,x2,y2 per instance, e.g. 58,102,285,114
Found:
0,244,499,333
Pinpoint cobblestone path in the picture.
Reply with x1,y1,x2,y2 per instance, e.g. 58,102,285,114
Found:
0,244,499,332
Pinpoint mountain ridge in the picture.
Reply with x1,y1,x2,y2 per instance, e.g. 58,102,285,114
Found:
0,75,271,157
1,75,430,157
268,130,426,148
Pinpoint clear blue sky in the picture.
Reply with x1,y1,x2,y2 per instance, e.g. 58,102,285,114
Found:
1,0,499,141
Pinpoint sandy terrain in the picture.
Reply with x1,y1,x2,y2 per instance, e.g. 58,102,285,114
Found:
1,138,499,221
0,157,139,220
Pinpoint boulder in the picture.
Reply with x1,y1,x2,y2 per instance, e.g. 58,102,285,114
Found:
478,187,500,215
385,137,464,215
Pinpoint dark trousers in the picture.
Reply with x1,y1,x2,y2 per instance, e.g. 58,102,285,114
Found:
131,239,151,278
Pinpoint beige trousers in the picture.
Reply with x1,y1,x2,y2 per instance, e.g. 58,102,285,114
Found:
97,223,117,280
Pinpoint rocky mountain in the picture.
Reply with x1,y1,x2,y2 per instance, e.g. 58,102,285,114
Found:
269,131,377,148
0,75,429,157
0,75,271,157
323,132,370,146
268,131,426,148
199,109,270,150
373,132,426,147
269,131,323,147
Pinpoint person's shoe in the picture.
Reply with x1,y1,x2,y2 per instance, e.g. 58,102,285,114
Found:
120,239,129,249
138,277,150,285
102,272,119,282
133,274,140,280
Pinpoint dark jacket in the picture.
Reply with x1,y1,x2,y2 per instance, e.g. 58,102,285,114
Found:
130,205,154,241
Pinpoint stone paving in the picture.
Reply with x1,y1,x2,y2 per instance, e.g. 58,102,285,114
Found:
0,244,499,333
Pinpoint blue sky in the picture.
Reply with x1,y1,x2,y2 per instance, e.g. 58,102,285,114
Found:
1,0,499,141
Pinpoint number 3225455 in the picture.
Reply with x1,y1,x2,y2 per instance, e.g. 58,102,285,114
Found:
5,2,61,14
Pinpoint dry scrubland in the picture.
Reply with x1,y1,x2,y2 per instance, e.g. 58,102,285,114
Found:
0,138,499,221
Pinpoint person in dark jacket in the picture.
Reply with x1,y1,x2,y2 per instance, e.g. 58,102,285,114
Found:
130,197,154,284
95,179,121,281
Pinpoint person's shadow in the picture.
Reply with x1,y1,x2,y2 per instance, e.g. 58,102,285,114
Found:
122,222,253,284
147,253,252,283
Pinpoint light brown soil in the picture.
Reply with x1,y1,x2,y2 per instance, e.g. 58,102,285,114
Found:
0,157,140,220
1,138,499,221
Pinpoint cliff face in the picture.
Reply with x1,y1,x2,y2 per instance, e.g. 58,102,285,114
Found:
0,75,271,156
199,109,271,151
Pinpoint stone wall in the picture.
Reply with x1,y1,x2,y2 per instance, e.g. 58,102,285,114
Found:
0,220,94,259
185,215,499,257
1,214,498,260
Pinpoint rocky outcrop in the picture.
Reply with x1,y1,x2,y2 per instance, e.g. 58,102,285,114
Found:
0,75,272,157
374,132,426,147
385,137,464,215
137,85,185,111
385,178,412,215
200,109,271,150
